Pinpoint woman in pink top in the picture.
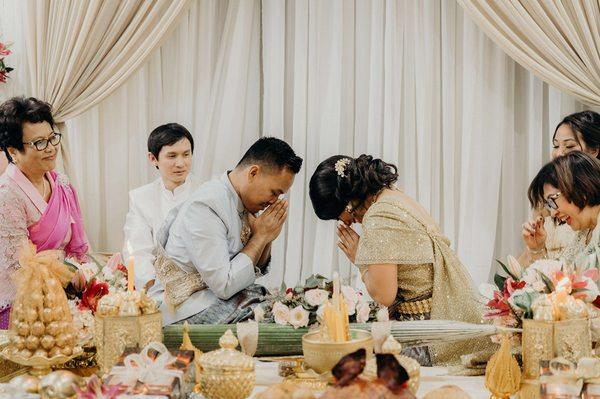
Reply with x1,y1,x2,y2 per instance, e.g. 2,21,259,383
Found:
0,97,88,328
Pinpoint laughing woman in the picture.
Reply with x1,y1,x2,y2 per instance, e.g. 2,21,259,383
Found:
0,97,89,328
309,154,488,365
528,151,600,270
518,111,600,267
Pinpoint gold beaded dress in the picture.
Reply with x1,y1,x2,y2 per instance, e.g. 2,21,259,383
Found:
354,198,489,365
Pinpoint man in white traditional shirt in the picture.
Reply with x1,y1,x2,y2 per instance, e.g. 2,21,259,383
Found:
155,137,302,325
123,123,199,299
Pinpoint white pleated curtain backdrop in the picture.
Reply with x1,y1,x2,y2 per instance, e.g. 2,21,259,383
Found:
0,0,592,289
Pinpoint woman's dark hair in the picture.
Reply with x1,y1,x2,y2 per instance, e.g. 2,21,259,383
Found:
147,123,194,160
0,96,55,162
528,151,600,211
554,110,600,158
309,154,398,220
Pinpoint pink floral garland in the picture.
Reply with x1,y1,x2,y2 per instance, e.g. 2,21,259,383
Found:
0,41,13,83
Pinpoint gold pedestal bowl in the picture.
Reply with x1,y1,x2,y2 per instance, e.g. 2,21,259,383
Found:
302,329,373,374
1,346,83,377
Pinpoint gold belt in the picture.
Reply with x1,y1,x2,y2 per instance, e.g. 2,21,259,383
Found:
397,297,432,315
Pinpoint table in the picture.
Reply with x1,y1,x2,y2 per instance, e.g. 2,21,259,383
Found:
248,361,489,398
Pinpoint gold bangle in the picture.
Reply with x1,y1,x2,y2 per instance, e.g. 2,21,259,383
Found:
528,247,546,255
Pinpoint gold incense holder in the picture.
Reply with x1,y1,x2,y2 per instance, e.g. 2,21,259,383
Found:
302,329,373,374
94,311,162,373
0,346,82,377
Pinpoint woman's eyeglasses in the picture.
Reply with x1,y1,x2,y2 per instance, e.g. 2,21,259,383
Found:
545,192,562,211
23,132,62,151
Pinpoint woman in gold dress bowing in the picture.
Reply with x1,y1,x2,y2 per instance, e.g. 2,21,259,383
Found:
309,155,488,365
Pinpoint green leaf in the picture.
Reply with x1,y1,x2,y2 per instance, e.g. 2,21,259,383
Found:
63,259,79,273
304,274,327,289
279,280,287,293
536,270,555,293
494,274,507,291
496,259,517,280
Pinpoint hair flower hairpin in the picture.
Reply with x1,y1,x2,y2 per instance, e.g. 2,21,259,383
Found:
334,158,352,177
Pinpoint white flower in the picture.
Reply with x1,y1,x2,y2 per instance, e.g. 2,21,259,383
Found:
334,158,351,177
345,297,356,316
304,289,329,307
78,262,99,281
376,307,389,322
522,259,563,285
532,281,546,292
102,266,115,281
506,255,523,279
479,283,497,300
356,302,371,323
289,306,310,329
68,300,94,347
579,276,600,302
341,286,357,315
272,301,290,325
253,305,265,322
341,286,358,303
316,305,326,319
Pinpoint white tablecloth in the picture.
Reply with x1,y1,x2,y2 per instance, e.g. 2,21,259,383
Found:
247,361,489,398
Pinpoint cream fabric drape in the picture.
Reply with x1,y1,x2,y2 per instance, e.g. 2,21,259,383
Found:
24,0,192,177
26,0,193,122
1,0,593,288
458,0,600,106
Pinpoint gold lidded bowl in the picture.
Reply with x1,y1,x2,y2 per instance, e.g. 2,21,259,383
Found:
302,328,374,374
199,329,255,399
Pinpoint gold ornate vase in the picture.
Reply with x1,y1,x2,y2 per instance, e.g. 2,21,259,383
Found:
522,319,554,379
94,311,162,373
199,330,255,399
553,318,592,363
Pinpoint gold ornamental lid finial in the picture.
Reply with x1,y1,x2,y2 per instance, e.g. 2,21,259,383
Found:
199,329,254,372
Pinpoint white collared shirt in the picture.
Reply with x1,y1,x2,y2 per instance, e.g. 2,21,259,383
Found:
123,175,199,297
157,172,258,325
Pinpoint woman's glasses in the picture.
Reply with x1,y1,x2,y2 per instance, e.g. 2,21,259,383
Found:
545,192,562,211
23,132,62,151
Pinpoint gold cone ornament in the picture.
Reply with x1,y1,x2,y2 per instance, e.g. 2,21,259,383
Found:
485,335,521,399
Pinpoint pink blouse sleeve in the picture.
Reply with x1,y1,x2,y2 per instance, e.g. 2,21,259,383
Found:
0,185,29,309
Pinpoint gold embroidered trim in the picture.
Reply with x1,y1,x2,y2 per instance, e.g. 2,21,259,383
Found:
396,298,432,315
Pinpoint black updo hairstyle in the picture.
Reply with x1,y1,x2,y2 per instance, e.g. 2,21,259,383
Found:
309,154,399,220
554,110,600,158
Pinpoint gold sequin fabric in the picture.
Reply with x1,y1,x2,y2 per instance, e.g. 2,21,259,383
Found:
354,198,491,365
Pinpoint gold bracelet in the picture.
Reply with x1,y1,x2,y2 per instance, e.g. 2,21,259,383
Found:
528,247,546,255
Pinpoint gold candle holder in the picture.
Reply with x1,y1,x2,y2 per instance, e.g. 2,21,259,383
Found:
522,319,554,379
93,311,162,373
553,318,592,363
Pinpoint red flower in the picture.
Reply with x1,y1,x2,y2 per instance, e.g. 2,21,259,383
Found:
485,290,511,318
593,295,600,309
0,72,5,83
504,278,526,296
0,43,10,57
80,279,109,313
116,263,128,277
